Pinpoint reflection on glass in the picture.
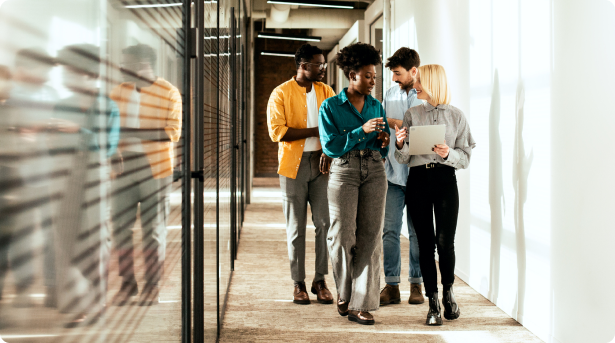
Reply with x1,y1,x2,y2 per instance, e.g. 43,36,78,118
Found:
110,43,181,308
0,0,185,340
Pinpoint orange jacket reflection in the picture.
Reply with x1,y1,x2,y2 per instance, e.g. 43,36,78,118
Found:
111,77,182,179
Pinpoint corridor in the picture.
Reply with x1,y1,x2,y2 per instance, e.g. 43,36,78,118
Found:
1,0,614,342
219,179,541,342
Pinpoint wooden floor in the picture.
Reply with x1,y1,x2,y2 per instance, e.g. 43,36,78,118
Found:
219,179,543,343
0,178,544,342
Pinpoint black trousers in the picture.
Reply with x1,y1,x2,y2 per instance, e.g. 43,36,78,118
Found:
406,165,459,295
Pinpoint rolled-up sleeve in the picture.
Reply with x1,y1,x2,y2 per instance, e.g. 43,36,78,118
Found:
318,101,365,158
267,87,289,142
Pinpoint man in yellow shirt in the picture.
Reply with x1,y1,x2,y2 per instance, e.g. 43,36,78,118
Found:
267,44,335,305
110,44,182,306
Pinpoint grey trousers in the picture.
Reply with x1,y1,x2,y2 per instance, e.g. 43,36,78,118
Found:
279,151,330,283
112,151,169,285
327,150,387,312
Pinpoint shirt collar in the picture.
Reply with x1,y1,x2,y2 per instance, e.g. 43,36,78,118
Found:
337,87,349,104
394,85,417,97
337,88,377,106
424,102,448,112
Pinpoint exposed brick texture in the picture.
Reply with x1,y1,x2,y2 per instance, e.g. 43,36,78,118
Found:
254,38,328,177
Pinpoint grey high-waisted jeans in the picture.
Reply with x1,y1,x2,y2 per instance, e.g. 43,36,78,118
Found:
327,149,387,312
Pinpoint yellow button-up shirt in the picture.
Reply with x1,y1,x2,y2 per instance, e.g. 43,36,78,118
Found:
111,77,182,179
267,77,336,179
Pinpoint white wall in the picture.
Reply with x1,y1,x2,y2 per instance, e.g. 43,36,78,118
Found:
388,0,615,342
551,1,615,343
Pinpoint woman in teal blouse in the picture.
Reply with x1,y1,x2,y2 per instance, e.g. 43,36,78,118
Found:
318,43,390,325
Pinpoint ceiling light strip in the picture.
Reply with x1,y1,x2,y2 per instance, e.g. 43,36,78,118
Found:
261,51,295,57
125,3,182,8
257,34,321,42
267,1,353,9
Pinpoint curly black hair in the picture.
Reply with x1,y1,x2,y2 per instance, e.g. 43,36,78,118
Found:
294,43,323,69
335,43,382,79
385,47,420,71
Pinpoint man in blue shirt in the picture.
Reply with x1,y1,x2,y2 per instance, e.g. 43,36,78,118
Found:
380,47,425,305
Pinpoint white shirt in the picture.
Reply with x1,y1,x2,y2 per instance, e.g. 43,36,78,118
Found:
125,89,144,152
303,85,321,152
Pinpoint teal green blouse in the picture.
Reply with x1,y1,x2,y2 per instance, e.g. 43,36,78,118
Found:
318,88,390,159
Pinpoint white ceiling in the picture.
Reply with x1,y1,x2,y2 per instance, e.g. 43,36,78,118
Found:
252,0,372,50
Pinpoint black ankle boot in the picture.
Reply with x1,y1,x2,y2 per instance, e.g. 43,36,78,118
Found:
426,291,443,325
442,284,460,320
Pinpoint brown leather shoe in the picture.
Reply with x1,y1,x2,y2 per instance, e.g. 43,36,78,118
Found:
311,280,333,304
337,294,349,316
348,310,375,325
409,283,425,304
293,282,310,304
380,284,401,305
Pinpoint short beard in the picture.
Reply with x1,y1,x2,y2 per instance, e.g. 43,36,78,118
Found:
400,80,414,91
305,73,322,83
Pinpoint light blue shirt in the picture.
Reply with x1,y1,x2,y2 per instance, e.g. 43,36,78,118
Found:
382,85,422,186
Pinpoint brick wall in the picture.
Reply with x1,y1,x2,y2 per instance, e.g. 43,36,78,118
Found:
254,38,329,177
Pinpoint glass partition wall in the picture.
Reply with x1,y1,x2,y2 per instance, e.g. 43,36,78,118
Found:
370,16,384,102
0,0,248,342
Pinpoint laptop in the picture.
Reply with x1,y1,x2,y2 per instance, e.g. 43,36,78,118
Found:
407,124,446,155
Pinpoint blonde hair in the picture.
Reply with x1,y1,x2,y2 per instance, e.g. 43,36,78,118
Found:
418,64,451,105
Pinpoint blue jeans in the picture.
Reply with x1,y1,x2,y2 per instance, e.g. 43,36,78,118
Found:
382,181,423,285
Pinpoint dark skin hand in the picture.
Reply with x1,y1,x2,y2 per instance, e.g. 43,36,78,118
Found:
378,131,390,148
279,127,319,142
347,64,391,150
319,153,332,174
281,53,332,173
